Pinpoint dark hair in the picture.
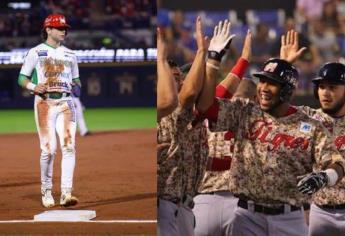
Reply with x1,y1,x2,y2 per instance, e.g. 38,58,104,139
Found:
167,59,178,68
41,27,68,41
41,28,48,40
180,63,192,74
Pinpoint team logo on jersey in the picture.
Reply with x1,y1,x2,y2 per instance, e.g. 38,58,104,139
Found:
300,122,312,133
245,119,310,151
37,50,48,57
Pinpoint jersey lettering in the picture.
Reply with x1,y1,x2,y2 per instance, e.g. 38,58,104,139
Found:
245,119,310,151
335,135,345,150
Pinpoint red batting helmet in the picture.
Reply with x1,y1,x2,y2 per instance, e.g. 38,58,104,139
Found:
43,14,71,29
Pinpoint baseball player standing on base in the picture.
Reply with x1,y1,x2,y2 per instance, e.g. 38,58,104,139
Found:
193,27,251,236
18,14,80,208
196,27,345,235
157,16,209,236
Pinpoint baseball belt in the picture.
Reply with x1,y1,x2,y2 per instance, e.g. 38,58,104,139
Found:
39,92,71,99
238,199,301,215
316,203,345,210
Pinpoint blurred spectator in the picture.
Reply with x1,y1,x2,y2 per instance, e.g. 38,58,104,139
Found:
251,23,274,68
321,0,341,32
170,11,186,41
297,0,325,21
309,19,339,61
0,0,156,49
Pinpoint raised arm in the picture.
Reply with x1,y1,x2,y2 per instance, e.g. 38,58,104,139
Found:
178,16,208,109
157,27,178,121
217,30,252,99
196,20,235,112
280,30,307,63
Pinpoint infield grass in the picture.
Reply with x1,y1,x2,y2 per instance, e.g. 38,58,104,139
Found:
0,107,156,134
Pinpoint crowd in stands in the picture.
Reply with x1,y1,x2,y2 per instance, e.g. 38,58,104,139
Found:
0,0,156,50
158,0,345,95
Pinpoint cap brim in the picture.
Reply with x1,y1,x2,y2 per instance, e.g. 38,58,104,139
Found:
311,77,322,84
312,76,345,85
44,24,71,29
252,71,285,85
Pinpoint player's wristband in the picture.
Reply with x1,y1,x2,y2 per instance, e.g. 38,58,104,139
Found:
208,51,222,62
325,168,338,186
26,82,36,91
230,58,249,80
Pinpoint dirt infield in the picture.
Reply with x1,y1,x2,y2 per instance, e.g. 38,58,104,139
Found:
0,129,156,235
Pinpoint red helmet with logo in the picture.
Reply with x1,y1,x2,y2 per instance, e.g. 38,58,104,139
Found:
43,14,71,29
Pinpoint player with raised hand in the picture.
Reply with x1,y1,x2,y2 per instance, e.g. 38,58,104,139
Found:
193,28,253,236
196,25,345,235
18,14,79,208
281,30,345,236
157,27,178,121
157,16,208,236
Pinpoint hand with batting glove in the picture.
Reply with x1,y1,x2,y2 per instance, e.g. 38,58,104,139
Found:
71,82,81,97
208,19,236,62
297,171,328,195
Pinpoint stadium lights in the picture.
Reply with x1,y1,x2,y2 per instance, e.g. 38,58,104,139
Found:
8,2,31,9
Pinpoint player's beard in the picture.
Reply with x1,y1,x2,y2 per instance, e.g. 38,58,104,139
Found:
321,92,345,116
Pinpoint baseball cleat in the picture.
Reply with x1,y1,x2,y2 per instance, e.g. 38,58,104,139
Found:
60,192,79,207
41,189,55,208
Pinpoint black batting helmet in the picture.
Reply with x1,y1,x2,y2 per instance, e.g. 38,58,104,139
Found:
312,62,345,99
253,58,299,102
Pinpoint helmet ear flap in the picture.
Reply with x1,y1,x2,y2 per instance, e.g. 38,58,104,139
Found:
279,84,293,102
314,84,319,99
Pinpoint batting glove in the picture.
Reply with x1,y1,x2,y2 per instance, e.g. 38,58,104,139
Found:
297,171,328,195
71,83,81,97
208,20,235,61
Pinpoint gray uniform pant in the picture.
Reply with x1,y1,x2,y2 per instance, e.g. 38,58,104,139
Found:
193,191,238,236
231,206,308,236
157,198,195,236
309,203,345,236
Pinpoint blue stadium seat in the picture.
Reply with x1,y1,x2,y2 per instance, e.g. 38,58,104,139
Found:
204,11,230,26
337,35,345,55
184,11,203,26
157,8,171,27
183,11,239,37
246,9,285,27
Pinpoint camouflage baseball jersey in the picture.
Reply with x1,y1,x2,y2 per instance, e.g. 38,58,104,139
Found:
182,116,208,197
198,85,235,193
299,106,345,205
157,105,208,201
197,129,234,193
205,97,345,206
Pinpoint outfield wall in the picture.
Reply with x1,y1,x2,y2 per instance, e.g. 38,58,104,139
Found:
0,62,156,109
